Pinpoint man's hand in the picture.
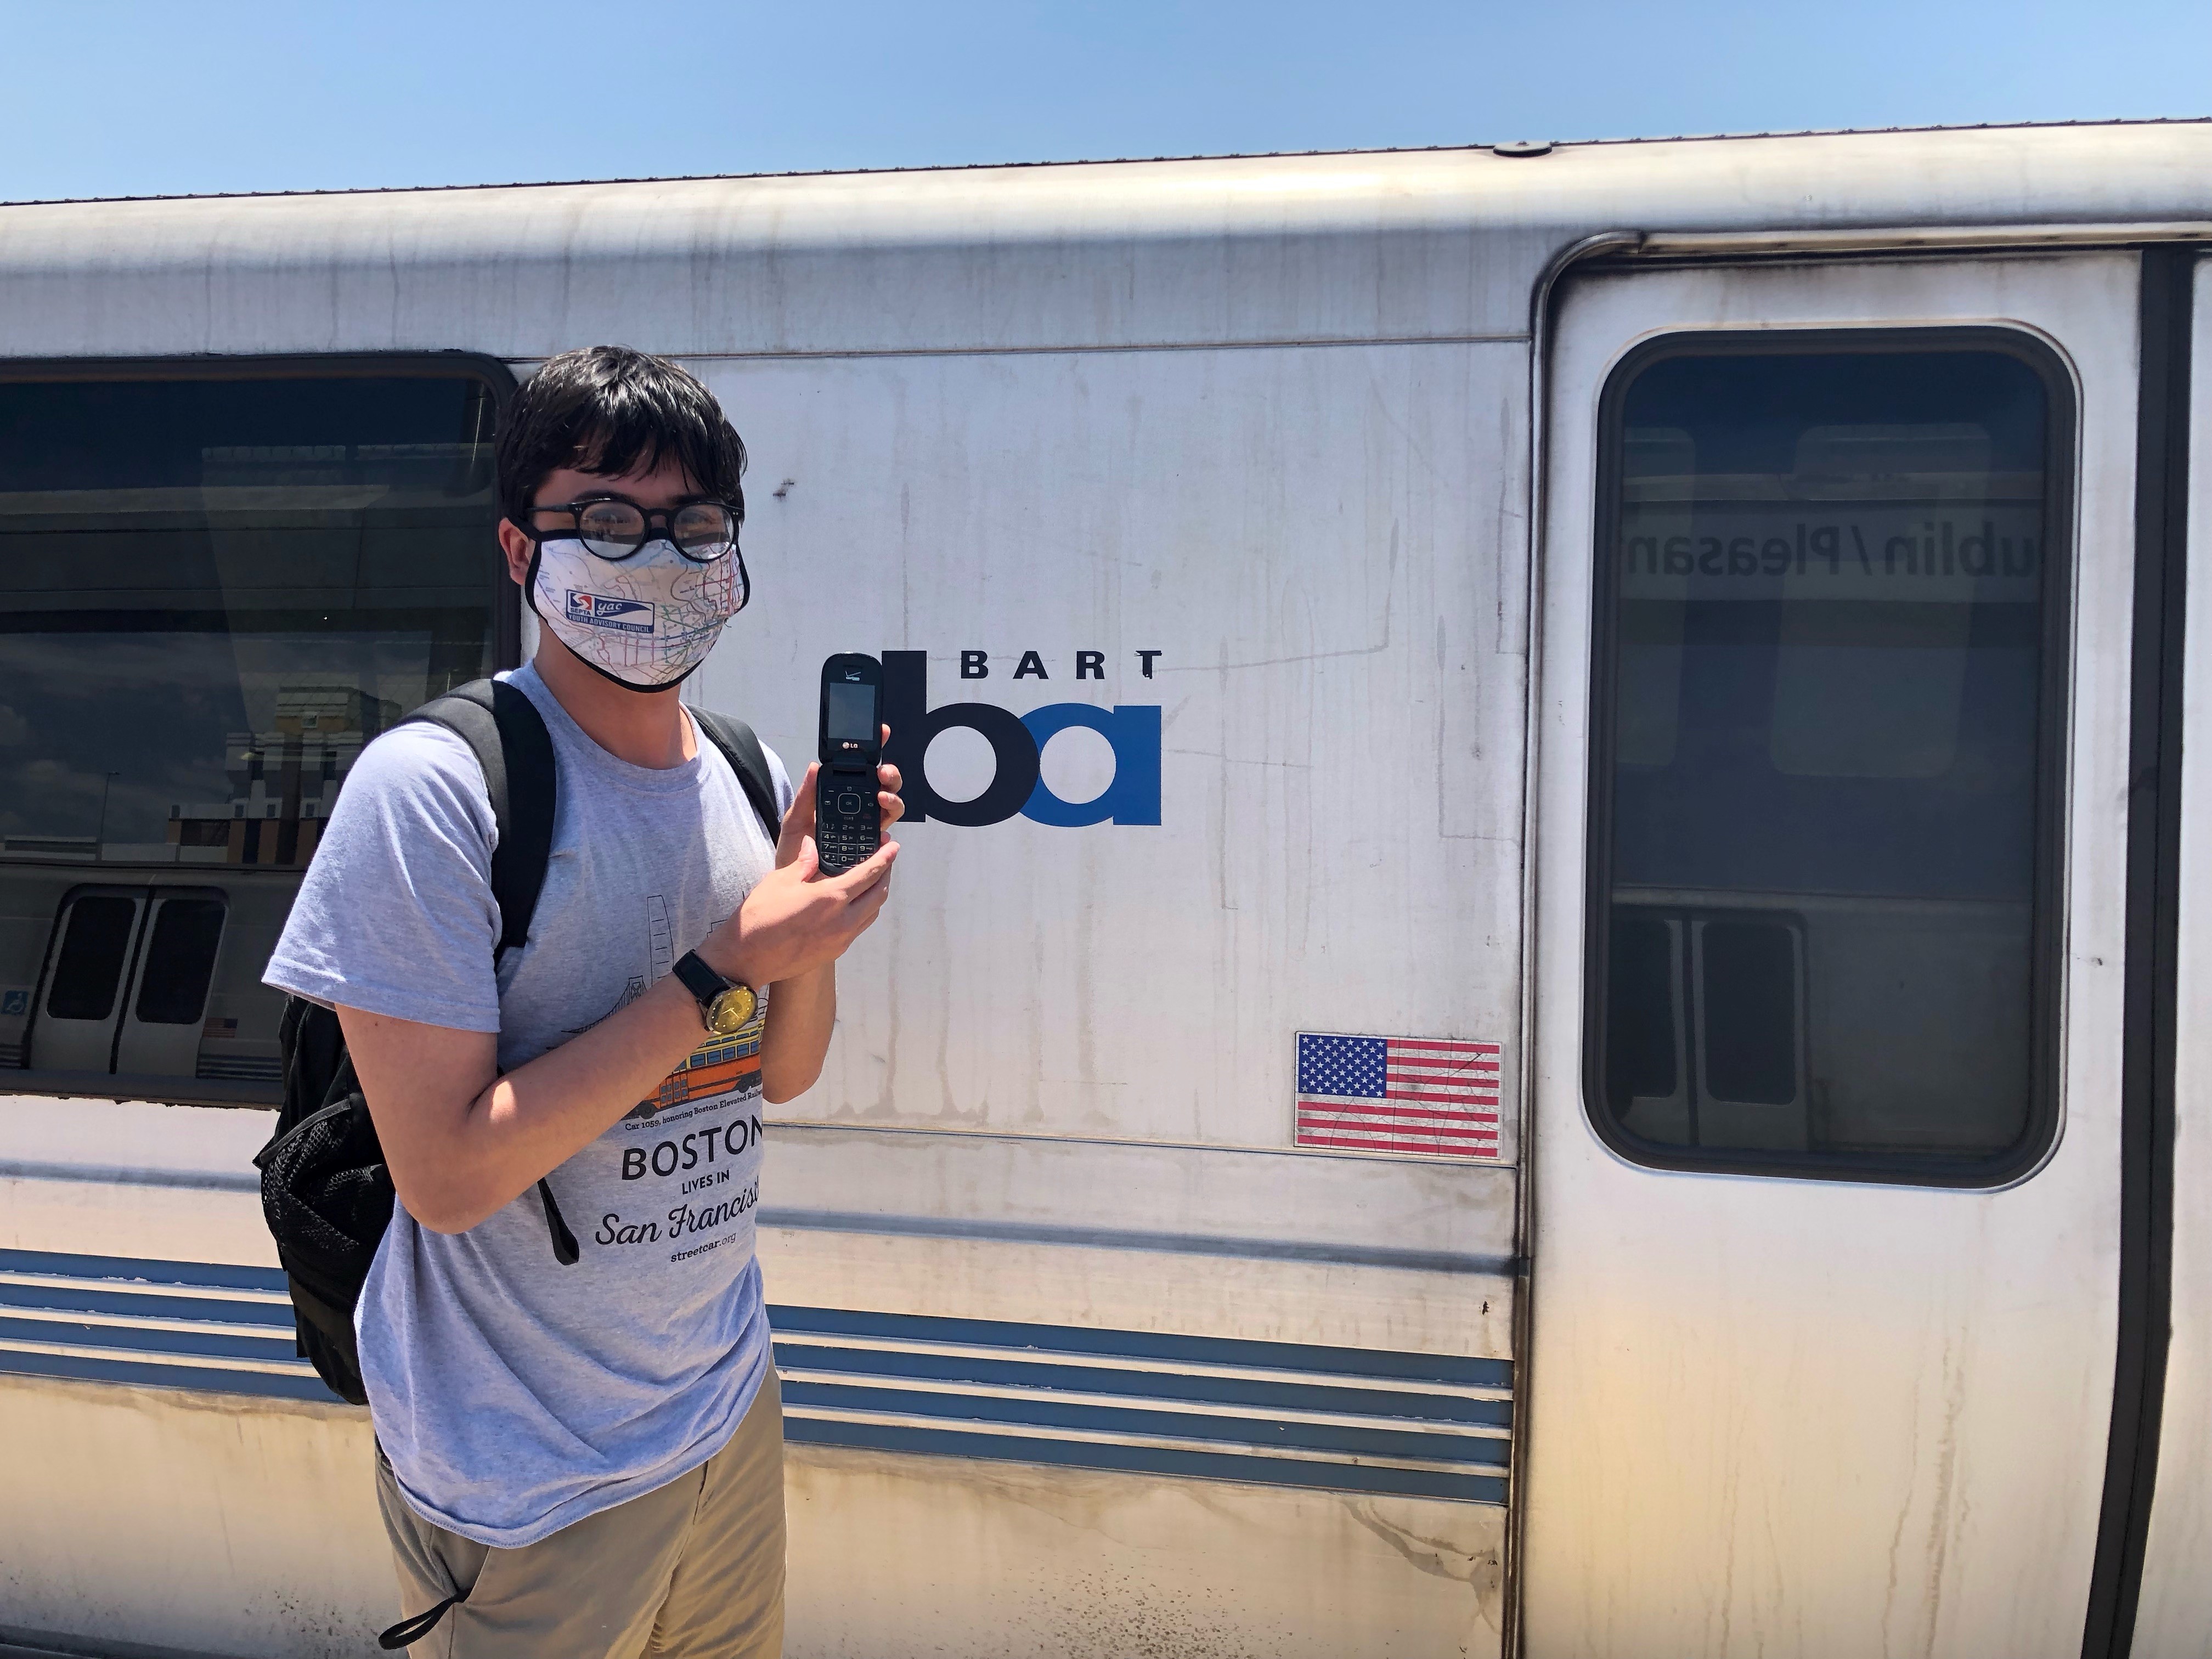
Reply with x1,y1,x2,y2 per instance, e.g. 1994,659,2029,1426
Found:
709,841,895,988
773,726,904,869
706,725,904,989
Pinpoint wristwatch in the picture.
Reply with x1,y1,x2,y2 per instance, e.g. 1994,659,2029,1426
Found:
672,951,758,1036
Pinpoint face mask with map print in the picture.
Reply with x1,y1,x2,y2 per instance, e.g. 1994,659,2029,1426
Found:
528,535,740,691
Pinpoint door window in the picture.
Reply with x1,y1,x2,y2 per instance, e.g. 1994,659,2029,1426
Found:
45,894,141,1025
0,360,511,1100
1586,333,2070,1181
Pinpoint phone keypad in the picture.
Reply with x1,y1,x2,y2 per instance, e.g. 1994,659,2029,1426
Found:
816,777,880,871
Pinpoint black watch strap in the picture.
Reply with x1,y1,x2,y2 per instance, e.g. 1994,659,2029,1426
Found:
672,950,734,1012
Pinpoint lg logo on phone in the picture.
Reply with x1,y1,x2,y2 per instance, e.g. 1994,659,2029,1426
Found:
881,650,1161,827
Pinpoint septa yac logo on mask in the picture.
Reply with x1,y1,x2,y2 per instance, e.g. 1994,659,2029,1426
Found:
882,650,1160,827
566,590,655,634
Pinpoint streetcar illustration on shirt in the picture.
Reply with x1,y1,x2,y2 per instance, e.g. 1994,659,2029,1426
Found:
630,1007,767,1120
633,1008,770,1124
601,894,773,1121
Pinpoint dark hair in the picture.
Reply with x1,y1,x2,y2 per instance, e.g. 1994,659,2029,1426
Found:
495,345,746,527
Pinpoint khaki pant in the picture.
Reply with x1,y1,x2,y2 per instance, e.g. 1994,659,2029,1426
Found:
375,1373,786,1658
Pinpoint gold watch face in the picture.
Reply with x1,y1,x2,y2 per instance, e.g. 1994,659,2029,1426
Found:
704,983,757,1036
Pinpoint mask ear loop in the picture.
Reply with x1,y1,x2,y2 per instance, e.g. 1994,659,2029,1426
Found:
521,538,548,621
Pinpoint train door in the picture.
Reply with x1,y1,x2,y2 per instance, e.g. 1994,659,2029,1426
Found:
28,885,229,1080
1525,251,2143,1656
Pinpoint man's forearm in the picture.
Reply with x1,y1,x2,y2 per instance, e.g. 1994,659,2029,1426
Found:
347,802,893,1232
760,963,836,1104
342,971,710,1233
464,973,708,1161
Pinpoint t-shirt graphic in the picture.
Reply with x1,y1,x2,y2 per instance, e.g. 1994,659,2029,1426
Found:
646,893,675,980
262,663,793,1549
627,1002,767,1122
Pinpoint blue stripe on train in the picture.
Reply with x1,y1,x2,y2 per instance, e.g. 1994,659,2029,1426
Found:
775,1302,1512,1387
780,1377,1508,1464
793,1417,1510,1506
0,1246,290,1291
0,1347,338,1402
0,1278,296,1327
772,1338,1513,1425
0,1246,1511,1504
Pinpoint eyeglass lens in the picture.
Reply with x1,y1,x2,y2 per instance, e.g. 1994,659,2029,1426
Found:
574,500,737,560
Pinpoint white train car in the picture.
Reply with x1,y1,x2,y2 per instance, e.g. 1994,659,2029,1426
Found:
1,119,2209,1659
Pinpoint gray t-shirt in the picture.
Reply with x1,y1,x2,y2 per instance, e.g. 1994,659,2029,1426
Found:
265,663,793,1547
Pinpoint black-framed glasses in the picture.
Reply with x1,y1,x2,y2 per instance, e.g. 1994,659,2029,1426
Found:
523,498,741,563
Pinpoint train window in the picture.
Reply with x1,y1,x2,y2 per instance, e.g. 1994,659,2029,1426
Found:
0,360,512,1102
45,896,140,1024
134,898,228,1026
1587,334,2069,1182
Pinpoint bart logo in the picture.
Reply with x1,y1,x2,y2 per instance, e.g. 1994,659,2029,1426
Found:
881,650,1161,827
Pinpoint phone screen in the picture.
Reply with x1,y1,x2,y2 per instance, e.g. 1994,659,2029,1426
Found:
825,681,877,745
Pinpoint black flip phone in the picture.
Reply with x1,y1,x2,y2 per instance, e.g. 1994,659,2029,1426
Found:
815,653,884,873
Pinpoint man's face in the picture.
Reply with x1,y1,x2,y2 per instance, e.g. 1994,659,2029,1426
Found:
495,453,706,589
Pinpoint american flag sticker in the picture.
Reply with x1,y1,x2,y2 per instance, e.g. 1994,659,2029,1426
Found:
1295,1031,1508,1162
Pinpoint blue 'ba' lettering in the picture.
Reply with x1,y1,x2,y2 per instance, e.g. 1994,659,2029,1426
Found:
882,649,1163,828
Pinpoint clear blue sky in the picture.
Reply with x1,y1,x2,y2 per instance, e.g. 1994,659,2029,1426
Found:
3,0,2207,201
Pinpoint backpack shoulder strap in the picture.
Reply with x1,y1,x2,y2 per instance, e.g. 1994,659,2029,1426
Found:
391,679,578,1269
404,678,557,960
691,707,782,842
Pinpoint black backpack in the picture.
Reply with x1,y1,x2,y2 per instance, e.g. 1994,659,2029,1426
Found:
253,679,781,1409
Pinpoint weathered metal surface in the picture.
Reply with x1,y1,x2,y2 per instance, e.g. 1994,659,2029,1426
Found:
686,339,1530,1171
0,1373,387,1659
0,126,2199,362
782,1443,1506,1658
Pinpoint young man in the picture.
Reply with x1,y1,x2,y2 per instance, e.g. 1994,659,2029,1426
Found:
265,346,900,1657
